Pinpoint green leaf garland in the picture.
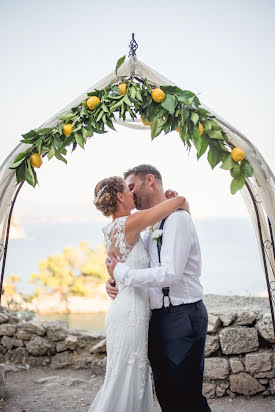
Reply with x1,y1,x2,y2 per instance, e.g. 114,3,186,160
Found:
9,58,254,195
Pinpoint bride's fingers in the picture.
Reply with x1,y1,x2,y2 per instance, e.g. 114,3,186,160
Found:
108,288,118,299
165,189,178,199
110,293,117,300
106,280,118,294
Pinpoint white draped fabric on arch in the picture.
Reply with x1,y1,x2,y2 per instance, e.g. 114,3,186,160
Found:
0,55,274,328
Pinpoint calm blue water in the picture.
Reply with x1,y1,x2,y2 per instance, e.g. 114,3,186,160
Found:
4,218,265,297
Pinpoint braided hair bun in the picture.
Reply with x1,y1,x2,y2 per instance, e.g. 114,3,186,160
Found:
94,176,125,217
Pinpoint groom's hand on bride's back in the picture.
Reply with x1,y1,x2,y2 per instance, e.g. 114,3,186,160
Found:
106,279,118,300
105,253,119,300
105,252,118,279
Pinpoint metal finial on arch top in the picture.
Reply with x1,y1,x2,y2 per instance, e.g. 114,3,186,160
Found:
129,33,138,57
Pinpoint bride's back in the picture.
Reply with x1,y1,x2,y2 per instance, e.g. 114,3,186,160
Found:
102,216,149,269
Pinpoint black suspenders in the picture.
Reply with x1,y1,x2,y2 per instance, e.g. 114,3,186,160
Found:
157,218,171,307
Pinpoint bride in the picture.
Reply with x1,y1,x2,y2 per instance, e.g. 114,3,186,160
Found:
88,176,189,412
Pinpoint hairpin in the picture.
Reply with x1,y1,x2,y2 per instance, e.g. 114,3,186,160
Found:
94,184,108,202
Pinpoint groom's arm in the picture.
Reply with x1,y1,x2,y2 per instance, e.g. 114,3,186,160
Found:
112,211,193,287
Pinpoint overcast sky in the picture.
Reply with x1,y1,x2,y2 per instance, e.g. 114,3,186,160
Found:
0,0,274,222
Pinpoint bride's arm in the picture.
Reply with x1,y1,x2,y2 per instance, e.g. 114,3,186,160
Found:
126,196,189,236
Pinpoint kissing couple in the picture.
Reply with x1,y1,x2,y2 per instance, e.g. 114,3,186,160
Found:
88,164,211,412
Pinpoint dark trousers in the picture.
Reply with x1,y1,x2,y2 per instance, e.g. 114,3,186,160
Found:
148,300,211,412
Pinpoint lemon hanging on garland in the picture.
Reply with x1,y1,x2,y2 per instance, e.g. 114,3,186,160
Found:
177,123,203,135
30,153,42,168
87,96,101,110
62,123,74,137
118,83,127,95
199,122,204,136
140,117,152,126
232,147,245,162
152,88,165,103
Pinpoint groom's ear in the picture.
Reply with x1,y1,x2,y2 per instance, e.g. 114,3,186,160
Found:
145,174,155,187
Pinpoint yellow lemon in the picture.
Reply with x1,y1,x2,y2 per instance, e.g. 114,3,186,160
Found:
118,83,127,95
62,123,74,137
199,122,204,136
140,117,152,126
231,147,245,162
152,88,165,103
30,153,42,168
176,127,181,133
87,96,100,110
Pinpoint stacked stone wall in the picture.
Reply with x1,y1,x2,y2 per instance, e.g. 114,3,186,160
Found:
0,308,106,373
1,307,275,398
202,311,275,398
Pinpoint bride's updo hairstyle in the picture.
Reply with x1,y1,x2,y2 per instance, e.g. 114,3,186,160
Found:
93,176,125,217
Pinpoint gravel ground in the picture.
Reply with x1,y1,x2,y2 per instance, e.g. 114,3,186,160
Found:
0,367,275,412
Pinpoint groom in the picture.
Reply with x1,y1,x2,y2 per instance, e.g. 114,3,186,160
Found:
106,164,211,412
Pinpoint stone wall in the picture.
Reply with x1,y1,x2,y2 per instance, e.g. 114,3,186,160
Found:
0,307,106,372
0,307,275,398
202,311,275,398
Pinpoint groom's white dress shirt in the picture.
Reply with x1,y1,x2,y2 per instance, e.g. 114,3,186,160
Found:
114,210,204,310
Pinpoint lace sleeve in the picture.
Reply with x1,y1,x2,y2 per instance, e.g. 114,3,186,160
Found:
102,216,134,262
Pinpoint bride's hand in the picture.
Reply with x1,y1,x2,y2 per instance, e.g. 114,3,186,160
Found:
165,189,178,199
177,196,190,214
165,190,190,213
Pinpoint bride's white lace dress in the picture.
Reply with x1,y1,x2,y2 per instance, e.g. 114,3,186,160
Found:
88,216,154,412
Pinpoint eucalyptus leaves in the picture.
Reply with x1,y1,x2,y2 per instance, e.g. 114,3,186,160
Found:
9,66,253,194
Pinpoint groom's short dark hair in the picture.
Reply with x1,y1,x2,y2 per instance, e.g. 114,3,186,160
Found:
123,164,162,184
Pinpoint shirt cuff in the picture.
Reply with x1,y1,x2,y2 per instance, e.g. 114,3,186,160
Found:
114,262,129,283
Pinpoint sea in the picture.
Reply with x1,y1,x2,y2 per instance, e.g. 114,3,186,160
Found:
3,218,266,331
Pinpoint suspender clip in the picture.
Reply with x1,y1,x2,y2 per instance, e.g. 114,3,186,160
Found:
157,219,171,309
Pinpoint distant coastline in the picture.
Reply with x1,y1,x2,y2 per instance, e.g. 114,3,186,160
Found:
0,216,25,240
4,216,266,298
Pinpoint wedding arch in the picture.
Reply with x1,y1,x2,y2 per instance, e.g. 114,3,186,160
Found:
0,36,274,329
